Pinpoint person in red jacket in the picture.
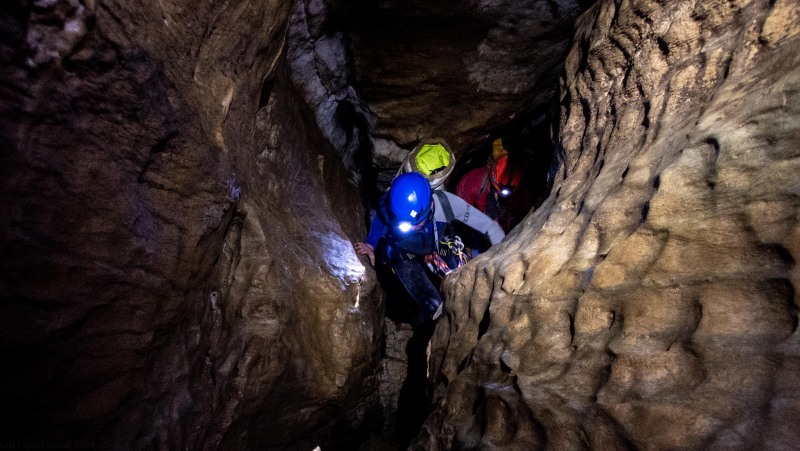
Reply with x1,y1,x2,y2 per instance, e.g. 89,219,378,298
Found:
456,138,524,232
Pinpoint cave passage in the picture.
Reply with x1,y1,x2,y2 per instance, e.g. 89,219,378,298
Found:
3,0,798,450
354,103,559,451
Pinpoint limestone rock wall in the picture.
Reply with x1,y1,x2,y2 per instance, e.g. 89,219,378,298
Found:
0,0,381,449
287,0,592,173
288,0,376,185
420,0,800,449
346,0,589,152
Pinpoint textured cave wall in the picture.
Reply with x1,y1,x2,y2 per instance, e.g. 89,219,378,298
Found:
0,0,381,449
288,0,592,173
420,0,800,449
346,0,589,153
288,0,376,184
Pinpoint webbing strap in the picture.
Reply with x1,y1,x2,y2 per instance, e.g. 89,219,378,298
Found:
433,191,455,224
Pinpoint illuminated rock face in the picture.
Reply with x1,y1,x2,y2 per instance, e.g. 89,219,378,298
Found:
420,0,800,449
0,1,381,449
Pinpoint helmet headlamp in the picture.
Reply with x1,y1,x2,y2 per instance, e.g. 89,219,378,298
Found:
388,172,433,229
490,155,521,196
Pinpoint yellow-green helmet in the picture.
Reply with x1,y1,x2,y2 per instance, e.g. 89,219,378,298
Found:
398,138,455,190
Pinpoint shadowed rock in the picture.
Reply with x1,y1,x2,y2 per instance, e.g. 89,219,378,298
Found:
0,1,381,449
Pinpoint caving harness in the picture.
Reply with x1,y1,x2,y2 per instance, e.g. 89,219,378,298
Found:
380,191,469,278
426,191,468,278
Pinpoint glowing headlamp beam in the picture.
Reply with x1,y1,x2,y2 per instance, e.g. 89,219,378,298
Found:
397,221,413,233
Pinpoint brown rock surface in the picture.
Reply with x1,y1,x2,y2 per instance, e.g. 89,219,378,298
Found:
0,0,381,449
346,0,590,151
288,0,592,171
420,0,800,449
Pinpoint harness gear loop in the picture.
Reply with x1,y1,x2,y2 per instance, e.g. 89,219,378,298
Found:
453,235,465,253
439,234,468,267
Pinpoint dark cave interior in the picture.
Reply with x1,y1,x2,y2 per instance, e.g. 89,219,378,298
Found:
1,1,799,450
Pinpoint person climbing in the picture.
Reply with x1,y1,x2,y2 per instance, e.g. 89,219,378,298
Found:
353,172,504,327
397,138,456,190
455,137,525,232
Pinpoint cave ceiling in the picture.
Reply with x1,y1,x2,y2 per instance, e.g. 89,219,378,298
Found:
290,0,593,172
346,0,586,148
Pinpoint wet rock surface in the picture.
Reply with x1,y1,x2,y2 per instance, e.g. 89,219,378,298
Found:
0,0,381,449
419,0,800,449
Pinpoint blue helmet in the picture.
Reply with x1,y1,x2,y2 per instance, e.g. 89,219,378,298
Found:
388,172,432,232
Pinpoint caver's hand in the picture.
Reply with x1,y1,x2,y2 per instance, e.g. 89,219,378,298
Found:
353,242,375,266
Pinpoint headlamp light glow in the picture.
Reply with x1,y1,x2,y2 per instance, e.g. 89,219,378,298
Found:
397,221,413,233
500,188,512,197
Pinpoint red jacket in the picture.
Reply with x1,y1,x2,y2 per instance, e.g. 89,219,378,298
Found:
455,167,492,213
456,166,534,233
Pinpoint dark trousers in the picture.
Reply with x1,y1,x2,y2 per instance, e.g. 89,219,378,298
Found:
393,258,441,326
375,238,443,326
